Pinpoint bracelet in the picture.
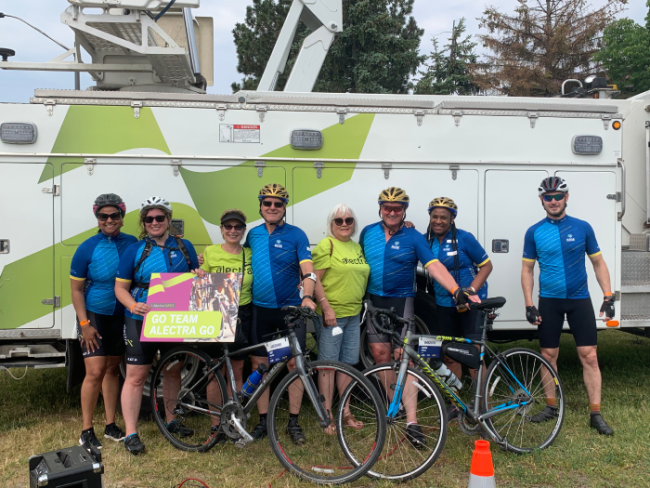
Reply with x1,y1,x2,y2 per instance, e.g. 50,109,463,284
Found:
79,320,90,327
302,295,315,301
130,303,137,312
468,286,476,293
319,297,327,303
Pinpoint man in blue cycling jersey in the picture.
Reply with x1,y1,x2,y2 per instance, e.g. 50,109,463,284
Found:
360,187,479,448
521,177,614,435
245,183,317,444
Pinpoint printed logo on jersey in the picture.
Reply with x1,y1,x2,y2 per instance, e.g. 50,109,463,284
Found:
275,239,283,249
566,234,575,242
391,241,400,250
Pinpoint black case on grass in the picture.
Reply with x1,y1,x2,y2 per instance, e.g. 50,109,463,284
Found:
29,445,103,488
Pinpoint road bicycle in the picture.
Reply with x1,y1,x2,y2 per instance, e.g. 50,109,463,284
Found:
362,297,565,481
150,306,387,485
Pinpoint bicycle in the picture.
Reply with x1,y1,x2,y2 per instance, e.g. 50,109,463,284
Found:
361,297,565,481
149,306,387,485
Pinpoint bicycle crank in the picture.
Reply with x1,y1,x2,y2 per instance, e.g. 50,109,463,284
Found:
457,412,482,436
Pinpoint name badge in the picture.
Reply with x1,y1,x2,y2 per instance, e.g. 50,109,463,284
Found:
418,337,442,358
266,337,291,364
447,251,458,256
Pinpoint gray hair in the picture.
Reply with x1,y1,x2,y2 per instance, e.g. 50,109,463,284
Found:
326,204,358,238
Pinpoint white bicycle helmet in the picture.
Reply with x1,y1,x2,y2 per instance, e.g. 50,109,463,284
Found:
538,177,569,196
140,196,173,214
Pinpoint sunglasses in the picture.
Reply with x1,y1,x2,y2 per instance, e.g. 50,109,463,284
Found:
97,212,122,222
382,205,405,214
542,194,565,202
144,215,167,224
262,201,285,208
223,224,245,231
333,217,355,226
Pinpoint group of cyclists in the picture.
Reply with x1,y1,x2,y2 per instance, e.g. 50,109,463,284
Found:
69,175,615,459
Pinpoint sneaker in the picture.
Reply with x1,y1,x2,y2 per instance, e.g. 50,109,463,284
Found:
286,417,306,445
447,405,459,422
250,419,268,440
124,433,145,455
166,419,194,438
529,405,559,424
79,428,102,450
590,414,614,436
405,424,426,449
104,423,126,442
210,425,229,445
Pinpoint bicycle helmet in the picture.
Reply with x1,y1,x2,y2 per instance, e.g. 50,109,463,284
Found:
140,196,173,214
538,177,569,196
258,183,289,203
428,197,458,217
378,187,410,207
93,193,126,217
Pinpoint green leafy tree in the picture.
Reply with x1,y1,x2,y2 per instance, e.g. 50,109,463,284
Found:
232,0,425,94
594,1,650,96
414,18,480,95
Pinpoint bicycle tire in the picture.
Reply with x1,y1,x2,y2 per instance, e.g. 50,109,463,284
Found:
267,360,387,485
361,363,448,481
150,346,228,452
360,315,431,369
481,347,565,453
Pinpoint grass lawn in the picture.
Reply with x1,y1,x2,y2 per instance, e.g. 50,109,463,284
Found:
1,330,649,488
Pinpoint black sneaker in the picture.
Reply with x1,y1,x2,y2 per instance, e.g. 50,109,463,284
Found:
167,420,194,438
79,428,102,450
286,417,306,445
124,433,145,455
250,419,268,440
405,424,426,449
530,405,559,423
104,423,126,442
590,414,614,436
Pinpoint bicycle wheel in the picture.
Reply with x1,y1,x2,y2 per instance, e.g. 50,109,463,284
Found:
267,360,386,485
481,347,564,453
362,363,447,481
150,346,228,452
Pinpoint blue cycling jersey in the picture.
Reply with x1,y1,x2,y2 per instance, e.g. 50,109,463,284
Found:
428,228,490,307
70,232,138,315
245,222,312,308
117,236,199,319
523,215,601,299
360,222,438,298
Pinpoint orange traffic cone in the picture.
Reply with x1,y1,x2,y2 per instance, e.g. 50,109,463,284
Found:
467,440,496,488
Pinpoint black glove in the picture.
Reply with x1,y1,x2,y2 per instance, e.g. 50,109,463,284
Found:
600,295,615,319
526,306,541,325
453,287,471,306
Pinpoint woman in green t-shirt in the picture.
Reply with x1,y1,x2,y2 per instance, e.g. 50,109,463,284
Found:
313,204,370,434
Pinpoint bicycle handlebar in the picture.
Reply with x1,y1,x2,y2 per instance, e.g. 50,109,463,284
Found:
364,300,410,338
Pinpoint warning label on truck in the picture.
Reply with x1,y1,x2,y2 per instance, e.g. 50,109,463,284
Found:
219,124,261,143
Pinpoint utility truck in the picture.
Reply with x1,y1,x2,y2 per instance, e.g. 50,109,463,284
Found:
1,0,649,381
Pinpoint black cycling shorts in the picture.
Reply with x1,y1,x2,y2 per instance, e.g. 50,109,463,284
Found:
77,311,125,358
250,305,306,358
201,302,253,361
365,294,414,344
435,305,482,341
538,297,597,348
123,316,174,366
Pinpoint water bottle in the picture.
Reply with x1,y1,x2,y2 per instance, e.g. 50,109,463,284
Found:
433,361,462,393
240,364,269,398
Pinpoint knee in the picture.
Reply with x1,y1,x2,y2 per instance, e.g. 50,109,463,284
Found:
105,363,120,377
287,359,296,371
126,372,147,388
580,350,599,369
371,346,391,363
85,367,106,384
541,349,558,363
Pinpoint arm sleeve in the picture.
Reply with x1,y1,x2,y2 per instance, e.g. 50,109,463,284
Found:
183,239,200,269
295,229,313,264
584,223,601,257
312,238,332,271
522,227,537,262
463,232,490,267
116,242,138,282
413,231,438,267
70,241,91,280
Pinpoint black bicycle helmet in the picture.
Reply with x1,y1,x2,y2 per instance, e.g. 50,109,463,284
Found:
538,177,569,196
93,193,126,217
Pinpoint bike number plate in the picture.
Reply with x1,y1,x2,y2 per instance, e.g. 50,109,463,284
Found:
418,337,442,358
266,337,291,364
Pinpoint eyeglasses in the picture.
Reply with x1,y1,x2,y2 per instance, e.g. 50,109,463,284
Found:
381,205,405,215
542,194,565,202
223,224,245,231
144,215,167,224
333,217,355,226
97,212,122,221
262,201,285,208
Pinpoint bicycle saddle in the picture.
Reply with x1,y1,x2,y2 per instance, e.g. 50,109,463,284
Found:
471,296,506,311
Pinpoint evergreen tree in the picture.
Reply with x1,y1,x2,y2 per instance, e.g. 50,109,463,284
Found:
231,0,424,94
414,18,480,95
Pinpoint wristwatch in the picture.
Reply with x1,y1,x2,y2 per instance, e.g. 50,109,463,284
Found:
302,295,315,302
302,272,317,283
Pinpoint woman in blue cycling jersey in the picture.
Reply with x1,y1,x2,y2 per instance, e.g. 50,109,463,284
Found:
70,193,137,450
426,197,492,383
115,196,199,455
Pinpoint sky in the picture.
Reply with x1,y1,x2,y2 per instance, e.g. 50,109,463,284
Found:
0,0,646,102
